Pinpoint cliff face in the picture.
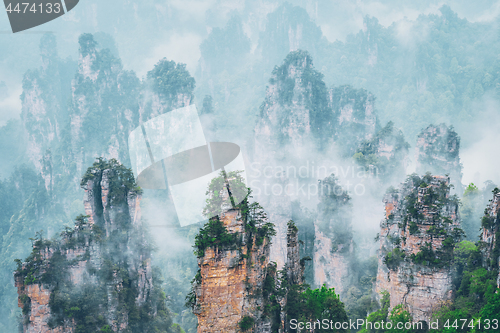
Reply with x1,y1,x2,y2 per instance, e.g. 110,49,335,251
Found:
68,34,142,178
328,85,378,158
21,34,76,189
354,121,409,182
15,160,175,333
193,208,272,333
480,189,500,288
190,177,303,332
253,50,379,269
258,3,325,70
21,33,195,195
313,175,354,296
415,124,462,193
375,174,463,322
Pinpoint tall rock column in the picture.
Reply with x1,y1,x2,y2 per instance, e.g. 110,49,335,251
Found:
375,174,463,323
15,159,175,333
415,124,462,194
328,85,377,158
479,188,500,288
190,174,304,332
253,50,330,269
313,174,354,297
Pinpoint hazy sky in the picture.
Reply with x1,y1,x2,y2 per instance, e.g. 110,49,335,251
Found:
1,0,500,186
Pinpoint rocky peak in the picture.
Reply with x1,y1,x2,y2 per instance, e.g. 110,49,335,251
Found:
415,124,462,193
313,174,354,296
81,158,142,233
189,173,305,332
77,33,99,81
255,50,330,161
258,3,324,69
253,51,382,271
479,188,500,287
21,35,76,185
329,85,378,157
141,58,195,122
40,34,58,71
69,33,141,178
353,121,409,181
21,33,142,195
375,174,463,322
255,52,381,161
189,199,276,332
15,159,175,332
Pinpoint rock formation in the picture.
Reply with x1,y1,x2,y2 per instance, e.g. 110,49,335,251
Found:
328,85,378,158
258,3,325,71
21,34,76,189
353,121,410,182
314,174,354,297
254,50,330,161
68,34,142,177
375,174,463,322
415,124,462,194
15,159,178,333
140,57,194,123
479,188,500,288
253,50,326,268
253,50,379,269
189,174,303,332
21,33,195,195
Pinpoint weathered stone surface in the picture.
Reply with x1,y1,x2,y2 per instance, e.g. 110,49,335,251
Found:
314,226,352,296
194,208,303,332
480,190,500,288
375,175,461,322
15,276,73,333
194,209,271,333
313,175,354,297
415,124,462,194
16,163,155,332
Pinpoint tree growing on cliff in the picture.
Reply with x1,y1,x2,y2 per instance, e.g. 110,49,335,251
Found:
14,159,181,333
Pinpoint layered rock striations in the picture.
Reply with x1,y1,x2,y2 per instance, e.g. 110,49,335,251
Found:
375,174,463,322
15,159,178,333
479,188,500,288
415,124,462,193
188,173,303,332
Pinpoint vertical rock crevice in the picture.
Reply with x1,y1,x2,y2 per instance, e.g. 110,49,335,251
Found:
375,174,463,323
15,159,175,333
